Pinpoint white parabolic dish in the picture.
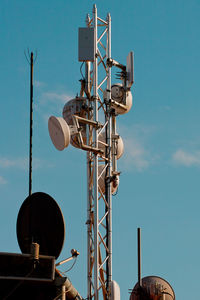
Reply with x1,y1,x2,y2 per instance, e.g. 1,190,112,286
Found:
98,132,124,160
111,280,120,300
48,116,70,151
98,165,119,195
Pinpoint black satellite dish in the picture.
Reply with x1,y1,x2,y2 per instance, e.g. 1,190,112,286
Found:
17,192,65,259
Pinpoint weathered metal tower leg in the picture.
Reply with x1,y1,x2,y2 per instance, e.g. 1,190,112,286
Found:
105,12,112,299
85,11,92,300
86,5,112,300
93,5,99,300
86,60,92,300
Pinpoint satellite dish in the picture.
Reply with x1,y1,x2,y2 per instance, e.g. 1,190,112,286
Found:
63,97,87,148
130,276,175,300
63,97,87,125
98,132,124,160
48,116,70,151
16,192,65,259
104,83,133,115
98,165,119,195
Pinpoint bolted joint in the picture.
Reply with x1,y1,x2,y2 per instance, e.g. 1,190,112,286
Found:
107,58,113,68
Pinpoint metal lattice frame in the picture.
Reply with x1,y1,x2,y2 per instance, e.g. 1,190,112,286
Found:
47,4,133,298
84,5,114,300
47,4,135,298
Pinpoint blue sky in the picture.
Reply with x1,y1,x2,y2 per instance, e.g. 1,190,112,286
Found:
1,1,200,299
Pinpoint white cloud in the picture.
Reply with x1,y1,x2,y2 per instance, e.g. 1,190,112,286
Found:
41,92,72,104
37,91,73,123
122,137,150,171
0,157,28,170
162,105,171,111
34,80,45,88
0,176,7,185
172,149,200,167
0,157,53,170
33,157,54,169
119,123,159,172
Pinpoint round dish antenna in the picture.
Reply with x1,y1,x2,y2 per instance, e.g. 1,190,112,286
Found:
63,97,87,148
98,165,119,195
16,192,65,259
111,84,132,114
130,276,175,300
62,97,87,124
111,280,120,300
104,83,133,115
48,116,70,151
98,132,124,160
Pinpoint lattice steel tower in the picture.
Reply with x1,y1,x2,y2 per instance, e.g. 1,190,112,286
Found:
48,4,133,300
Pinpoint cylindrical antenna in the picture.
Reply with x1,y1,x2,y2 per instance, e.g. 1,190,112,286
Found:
137,227,142,287
29,52,33,196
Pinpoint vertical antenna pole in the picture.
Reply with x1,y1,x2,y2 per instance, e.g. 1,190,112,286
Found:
29,52,33,196
137,227,142,287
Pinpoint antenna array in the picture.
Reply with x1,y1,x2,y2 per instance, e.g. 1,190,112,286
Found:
48,5,134,300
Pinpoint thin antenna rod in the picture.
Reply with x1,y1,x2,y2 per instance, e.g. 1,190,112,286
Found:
29,52,33,196
137,227,142,287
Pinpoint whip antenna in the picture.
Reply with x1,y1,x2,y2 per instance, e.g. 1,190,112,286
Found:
29,52,33,196
25,50,37,196
137,227,142,287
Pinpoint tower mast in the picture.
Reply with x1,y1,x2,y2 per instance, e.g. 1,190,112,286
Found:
86,5,112,300
48,5,134,299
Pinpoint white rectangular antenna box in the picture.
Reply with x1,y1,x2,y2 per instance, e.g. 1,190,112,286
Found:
78,28,94,62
